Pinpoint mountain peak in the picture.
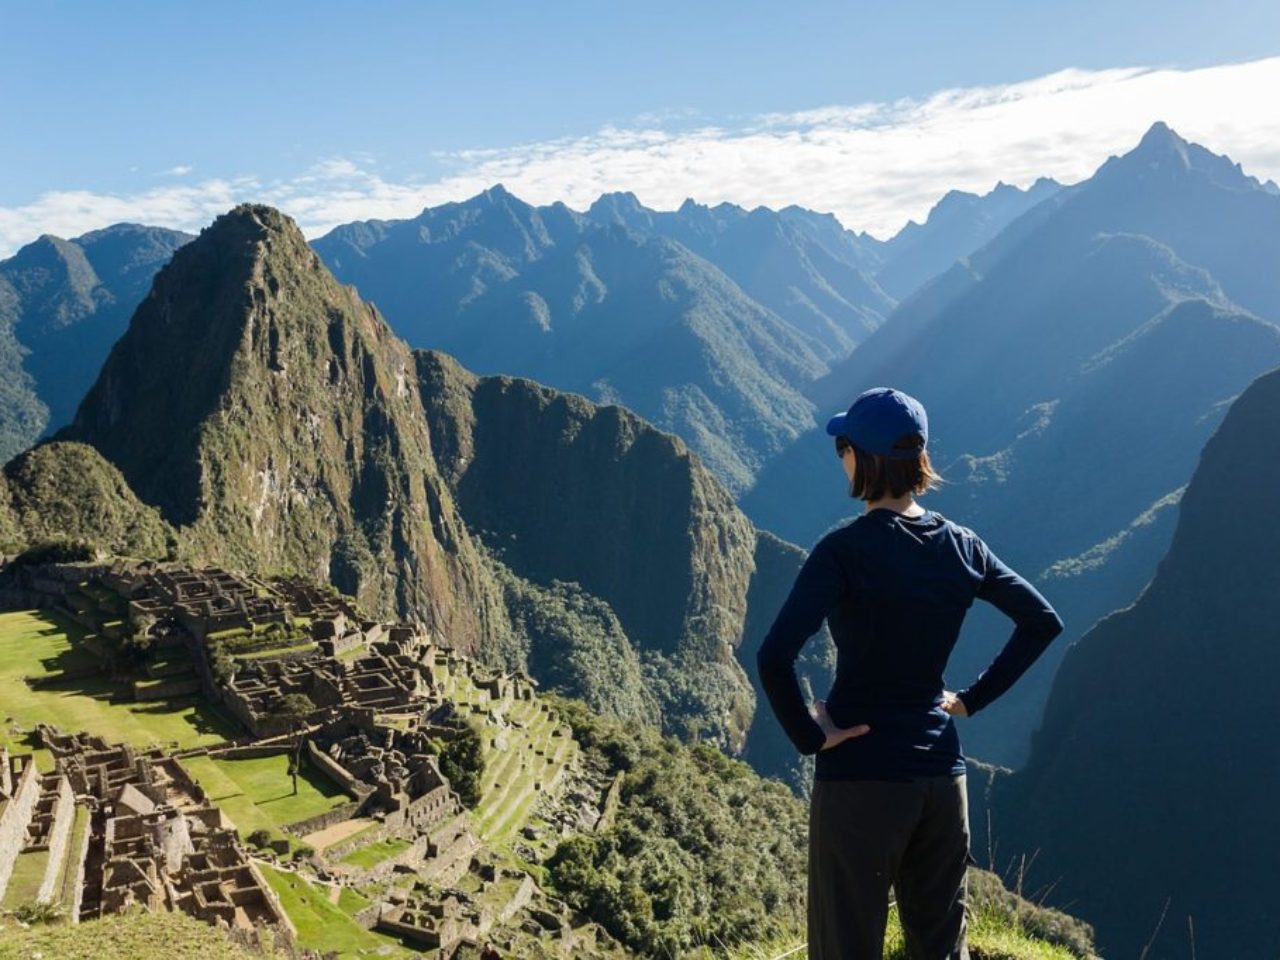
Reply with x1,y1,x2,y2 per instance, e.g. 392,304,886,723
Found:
482,183,517,203
63,202,376,522
2,232,102,308
592,190,642,209
1132,120,1190,163
1104,122,1264,194
586,191,648,224
210,202,303,240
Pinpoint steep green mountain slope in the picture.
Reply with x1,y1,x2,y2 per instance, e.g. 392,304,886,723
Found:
417,349,765,747
743,124,1280,765
0,224,192,461
981,362,1280,958
0,441,174,559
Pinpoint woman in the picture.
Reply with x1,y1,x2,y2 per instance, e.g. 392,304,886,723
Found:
756,386,1063,960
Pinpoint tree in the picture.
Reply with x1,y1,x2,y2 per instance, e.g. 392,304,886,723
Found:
272,692,315,795
439,720,484,808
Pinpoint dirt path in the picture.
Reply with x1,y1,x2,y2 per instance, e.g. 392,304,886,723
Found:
303,816,373,851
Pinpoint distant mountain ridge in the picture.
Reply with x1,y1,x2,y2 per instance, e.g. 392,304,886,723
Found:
0,182,1061,496
311,183,1058,496
0,224,193,462
873,177,1062,300
313,187,850,494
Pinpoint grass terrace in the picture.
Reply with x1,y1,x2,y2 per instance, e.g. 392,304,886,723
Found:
0,909,291,960
180,753,351,851
0,609,235,771
257,863,416,958
338,836,411,869
435,657,578,849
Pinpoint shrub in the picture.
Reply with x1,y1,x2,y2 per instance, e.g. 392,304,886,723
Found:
13,900,65,925
439,720,484,808
11,537,96,567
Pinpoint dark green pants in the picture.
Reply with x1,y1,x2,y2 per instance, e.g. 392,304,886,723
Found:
808,774,971,960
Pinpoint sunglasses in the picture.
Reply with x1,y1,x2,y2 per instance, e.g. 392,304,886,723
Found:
834,437,853,458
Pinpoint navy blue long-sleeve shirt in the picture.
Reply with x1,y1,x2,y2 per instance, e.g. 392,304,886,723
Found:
756,507,1063,781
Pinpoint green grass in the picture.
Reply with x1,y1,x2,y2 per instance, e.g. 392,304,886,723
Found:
1,849,50,909
236,641,316,660
0,610,236,771
53,805,91,904
683,907,1083,960
257,863,415,958
337,884,371,917
205,627,249,642
882,905,1080,960
179,754,351,850
338,837,410,868
0,909,288,960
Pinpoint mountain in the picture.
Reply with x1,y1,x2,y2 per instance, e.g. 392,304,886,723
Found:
310,183,1082,498
23,203,815,755
743,124,1280,765
585,192,893,359
0,440,175,559
416,348,772,749
874,177,1062,300
313,188,875,495
60,205,509,650
0,224,192,462
979,362,1280,958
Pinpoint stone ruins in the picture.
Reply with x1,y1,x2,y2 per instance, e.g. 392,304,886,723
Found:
0,558,619,958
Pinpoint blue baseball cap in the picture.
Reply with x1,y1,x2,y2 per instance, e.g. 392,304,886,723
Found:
826,387,928,459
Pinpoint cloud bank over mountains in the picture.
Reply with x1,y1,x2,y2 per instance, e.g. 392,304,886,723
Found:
3,56,1278,255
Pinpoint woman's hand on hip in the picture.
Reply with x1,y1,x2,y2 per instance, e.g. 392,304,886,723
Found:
940,690,970,717
812,698,870,751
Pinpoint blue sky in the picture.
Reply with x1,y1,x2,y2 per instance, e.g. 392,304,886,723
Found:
2,0,1279,251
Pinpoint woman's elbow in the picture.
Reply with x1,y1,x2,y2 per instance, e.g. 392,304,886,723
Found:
1040,609,1065,640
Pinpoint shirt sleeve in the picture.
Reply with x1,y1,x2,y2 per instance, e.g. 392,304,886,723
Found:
957,538,1064,716
755,537,847,755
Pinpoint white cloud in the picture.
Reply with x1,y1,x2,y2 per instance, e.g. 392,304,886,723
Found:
2,56,1279,256
163,165,194,177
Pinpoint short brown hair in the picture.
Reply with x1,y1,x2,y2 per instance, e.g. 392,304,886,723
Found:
849,433,942,502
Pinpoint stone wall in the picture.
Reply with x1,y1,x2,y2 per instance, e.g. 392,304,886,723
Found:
67,797,94,923
210,744,291,761
0,758,40,901
131,676,202,701
344,834,431,885
36,776,75,903
284,801,361,838
304,740,368,797
320,822,388,863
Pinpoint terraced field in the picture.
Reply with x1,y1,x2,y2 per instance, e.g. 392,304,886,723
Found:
0,609,235,771
256,863,416,958
435,659,578,847
179,753,351,851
